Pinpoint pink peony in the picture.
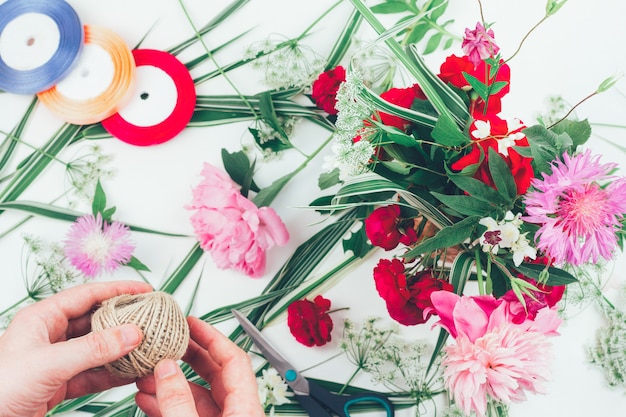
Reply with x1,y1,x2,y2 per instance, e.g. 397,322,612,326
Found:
187,163,289,278
429,292,562,417
64,213,135,278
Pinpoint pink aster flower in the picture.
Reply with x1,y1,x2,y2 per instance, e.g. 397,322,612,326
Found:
462,22,500,67
430,292,561,417
187,163,289,278
64,213,135,278
523,150,626,266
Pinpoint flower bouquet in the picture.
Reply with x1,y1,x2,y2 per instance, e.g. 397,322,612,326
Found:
282,0,626,416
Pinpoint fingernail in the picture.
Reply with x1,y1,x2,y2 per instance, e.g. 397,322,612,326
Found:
156,360,179,380
121,325,142,348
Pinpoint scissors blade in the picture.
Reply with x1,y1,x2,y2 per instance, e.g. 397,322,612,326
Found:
232,309,310,395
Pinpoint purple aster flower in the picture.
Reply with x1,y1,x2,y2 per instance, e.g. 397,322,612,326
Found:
462,22,500,67
64,213,135,278
523,150,626,266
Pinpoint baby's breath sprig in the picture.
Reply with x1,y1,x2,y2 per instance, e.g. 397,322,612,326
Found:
0,235,79,327
65,144,114,208
245,36,326,90
589,306,626,389
339,317,398,394
366,335,445,415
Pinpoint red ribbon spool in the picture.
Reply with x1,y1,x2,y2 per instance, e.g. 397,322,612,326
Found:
102,49,196,146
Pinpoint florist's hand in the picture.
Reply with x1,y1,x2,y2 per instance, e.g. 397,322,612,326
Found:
135,316,264,417
0,280,152,417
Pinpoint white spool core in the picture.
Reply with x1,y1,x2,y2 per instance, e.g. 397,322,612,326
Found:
118,65,177,127
55,44,115,100
0,13,61,71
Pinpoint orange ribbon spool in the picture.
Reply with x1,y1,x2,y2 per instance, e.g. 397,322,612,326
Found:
37,25,135,125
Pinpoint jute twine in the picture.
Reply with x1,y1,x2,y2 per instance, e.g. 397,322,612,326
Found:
91,291,190,378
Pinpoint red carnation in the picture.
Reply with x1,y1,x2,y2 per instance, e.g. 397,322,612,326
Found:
364,205,418,251
438,54,510,115
373,259,454,326
438,54,474,89
377,84,426,131
287,295,334,347
311,66,346,115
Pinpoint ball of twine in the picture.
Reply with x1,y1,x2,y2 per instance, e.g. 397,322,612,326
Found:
91,291,190,378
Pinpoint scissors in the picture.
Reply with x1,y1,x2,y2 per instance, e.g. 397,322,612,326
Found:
232,309,395,417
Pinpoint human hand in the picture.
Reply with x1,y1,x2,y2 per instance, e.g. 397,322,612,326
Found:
135,316,264,417
0,280,152,417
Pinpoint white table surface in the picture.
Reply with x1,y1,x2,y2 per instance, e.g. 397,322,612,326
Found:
1,0,626,416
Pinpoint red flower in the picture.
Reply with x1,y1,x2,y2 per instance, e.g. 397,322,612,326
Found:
503,256,565,323
311,66,346,115
438,54,474,89
373,259,454,326
364,205,418,250
377,84,426,131
287,295,334,347
450,114,534,195
438,55,510,115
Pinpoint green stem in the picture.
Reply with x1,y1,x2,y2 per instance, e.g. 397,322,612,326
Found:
485,254,493,294
505,15,549,63
0,295,30,318
177,0,259,119
338,366,363,395
474,248,485,295
297,0,344,41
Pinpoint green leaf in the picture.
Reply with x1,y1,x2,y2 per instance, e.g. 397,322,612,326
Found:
463,72,490,100
371,1,409,13
101,206,116,222
488,148,517,200
221,149,261,193
513,262,578,286
0,200,188,236
326,9,362,70
449,250,474,293
449,174,512,206
523,124,573,175
318,168,341,190
431,114,469,146
549,118,591,148
342,223,371,258
402,215,479,257
431,192,495,216
126,256,150,272
252,172,294,207
406,21,430,44
423,32,443,55
92,180,107,217
158,243,205,294
258,91,288,142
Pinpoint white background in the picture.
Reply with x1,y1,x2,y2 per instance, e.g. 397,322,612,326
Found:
1,0,626,416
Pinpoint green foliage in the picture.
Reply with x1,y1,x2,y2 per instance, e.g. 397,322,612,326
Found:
221,149,261,194
371,0,457,55
523,124,573,175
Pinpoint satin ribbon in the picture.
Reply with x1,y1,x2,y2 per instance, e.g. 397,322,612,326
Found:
102,49,196,146
38,24,135,125
0,0,83,94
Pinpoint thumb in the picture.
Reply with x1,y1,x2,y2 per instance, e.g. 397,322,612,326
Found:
154,359,200,417
44,324,143,380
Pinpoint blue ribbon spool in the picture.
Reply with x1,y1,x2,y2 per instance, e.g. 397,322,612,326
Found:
0,0,84,95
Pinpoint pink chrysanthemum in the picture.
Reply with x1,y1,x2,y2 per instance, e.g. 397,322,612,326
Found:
462,22,500,67
523,150,626,266
443,325,551,417
64,213,135,278
430,292,561,417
